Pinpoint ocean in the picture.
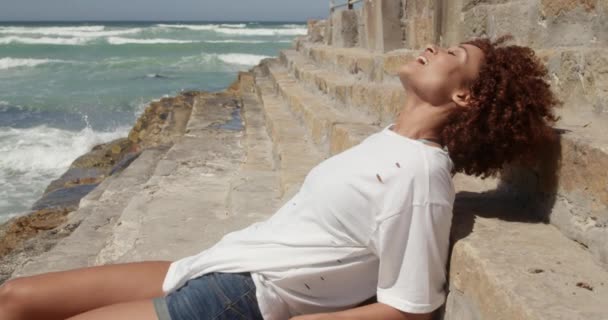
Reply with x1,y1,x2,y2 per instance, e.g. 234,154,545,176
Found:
0,21,306,223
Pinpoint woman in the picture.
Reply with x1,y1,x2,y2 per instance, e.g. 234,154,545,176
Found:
0,34,559,320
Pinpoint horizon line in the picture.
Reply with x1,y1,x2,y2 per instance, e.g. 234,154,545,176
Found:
0,19,320,23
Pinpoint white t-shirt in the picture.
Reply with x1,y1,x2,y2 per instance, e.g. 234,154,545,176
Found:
162,123,455,319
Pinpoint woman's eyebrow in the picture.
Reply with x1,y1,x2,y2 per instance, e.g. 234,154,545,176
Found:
458,45,469,63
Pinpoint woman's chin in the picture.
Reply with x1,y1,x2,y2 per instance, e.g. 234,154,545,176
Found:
398,63,419,89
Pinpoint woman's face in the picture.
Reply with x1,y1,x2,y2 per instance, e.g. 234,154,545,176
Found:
398,43,486,106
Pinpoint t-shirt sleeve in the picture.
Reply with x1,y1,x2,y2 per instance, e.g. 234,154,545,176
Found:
372,203,453,314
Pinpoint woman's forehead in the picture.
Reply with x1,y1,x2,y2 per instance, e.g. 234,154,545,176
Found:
459,43,486,80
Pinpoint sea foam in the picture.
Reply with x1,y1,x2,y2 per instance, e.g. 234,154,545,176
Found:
155,23,307,36
0,124,129,219
215,27,307,36
107,37,197,45
0,26,142,38
0,36,90,45
156,23,246,30
205,39,291,44
218,53,271,66
0,57,70,70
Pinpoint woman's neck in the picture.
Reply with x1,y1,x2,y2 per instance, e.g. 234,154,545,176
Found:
391,96,455,147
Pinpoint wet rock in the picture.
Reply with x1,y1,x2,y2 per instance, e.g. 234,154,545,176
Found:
43,167,105,195
71,138,134,171
0,207,71,259
32,184,99,211
108,152,141,176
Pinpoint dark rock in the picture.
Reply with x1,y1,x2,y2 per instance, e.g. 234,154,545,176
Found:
109,152,141,176
32,184,99,211
43,167,105,195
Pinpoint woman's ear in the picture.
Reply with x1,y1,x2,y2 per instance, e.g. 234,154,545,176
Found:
452,89,472,108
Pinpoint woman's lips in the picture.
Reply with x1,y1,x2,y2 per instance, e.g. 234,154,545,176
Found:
416,56,429,65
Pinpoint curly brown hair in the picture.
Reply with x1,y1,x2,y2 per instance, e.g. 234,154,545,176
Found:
441,34,561,178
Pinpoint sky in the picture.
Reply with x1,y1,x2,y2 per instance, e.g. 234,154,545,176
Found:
0,0,329,22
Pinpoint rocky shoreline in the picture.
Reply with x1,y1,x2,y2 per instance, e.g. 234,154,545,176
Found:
0,81,240,284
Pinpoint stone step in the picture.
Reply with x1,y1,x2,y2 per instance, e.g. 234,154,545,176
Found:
295,38,383,82
12,147,169,277
295,39,419,84
443,191,608,319
547,110,608,268
253,66,325,200
94,90,283,264
477,108,608,270
280,48,405,125
263,59,380,157
227,85,283,221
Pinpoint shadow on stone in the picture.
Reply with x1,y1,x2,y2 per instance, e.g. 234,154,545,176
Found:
451,128,563,243
435,130,563,320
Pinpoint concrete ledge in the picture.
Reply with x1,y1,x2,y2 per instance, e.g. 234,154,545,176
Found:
296,41,421,83
280,49,403,124
330,123,379,155
12,148,167,277
446,193,608,319
253,71,324,197
330,8,359,48
297,40,381,81
265,60,376,154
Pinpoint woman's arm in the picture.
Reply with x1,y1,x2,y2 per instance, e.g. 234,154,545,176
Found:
289,302,433,320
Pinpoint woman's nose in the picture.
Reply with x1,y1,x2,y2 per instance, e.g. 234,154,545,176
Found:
424,44,438,55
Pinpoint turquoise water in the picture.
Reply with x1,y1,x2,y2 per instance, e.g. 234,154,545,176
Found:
0,21,305,222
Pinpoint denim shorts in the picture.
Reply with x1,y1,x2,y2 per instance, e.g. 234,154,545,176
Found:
153,272,264,320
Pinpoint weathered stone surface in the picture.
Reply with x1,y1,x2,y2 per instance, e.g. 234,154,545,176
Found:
282,47,403,123
254,68,324,197
443,288,482,320
330,123,378,155
447,194,608,319
462,4,490,38
404,0,438,49
302,43,381,81
307,19,327,43
487,1,543,46
266,57,378,153
439,0,466,46
461,0,519,12
540,0,597,16
536,47,608,114
362,0,404,52
128,91,198,148
460,0,605,47
330,9,359,48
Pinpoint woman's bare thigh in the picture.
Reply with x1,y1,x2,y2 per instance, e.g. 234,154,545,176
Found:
66,299,158,320
1,260,170,320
